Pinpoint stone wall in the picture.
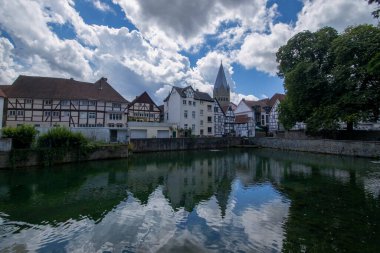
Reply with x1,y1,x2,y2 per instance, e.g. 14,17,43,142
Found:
252,137,380,158
131,137,241,153
0,145,129,169
0,138,12,152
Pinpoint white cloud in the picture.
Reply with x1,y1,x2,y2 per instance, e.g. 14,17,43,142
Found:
237,23,293,75
92,0,115,13
0,0,377,104
295,0,376,33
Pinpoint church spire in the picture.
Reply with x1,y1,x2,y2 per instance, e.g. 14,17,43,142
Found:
213,61,231,108
214,62,230,90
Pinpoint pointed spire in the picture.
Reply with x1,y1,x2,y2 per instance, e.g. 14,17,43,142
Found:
214,62,230,90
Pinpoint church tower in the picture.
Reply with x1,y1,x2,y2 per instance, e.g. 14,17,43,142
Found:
213,62,230,108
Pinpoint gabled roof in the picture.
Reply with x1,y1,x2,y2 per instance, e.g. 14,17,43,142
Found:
5,75,128,103
164,86,213,102
269,93,285,106
214,98,226,116
128,91,158,109
214,63,230,91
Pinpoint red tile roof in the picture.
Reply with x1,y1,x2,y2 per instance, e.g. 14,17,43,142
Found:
128,91,159,110
4,75,128,103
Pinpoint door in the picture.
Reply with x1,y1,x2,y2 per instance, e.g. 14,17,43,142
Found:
157,130,169,138
130,129,147,139
110,130,117,142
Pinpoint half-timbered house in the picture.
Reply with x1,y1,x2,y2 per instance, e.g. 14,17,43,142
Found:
128,91,161,122
1,75,129,142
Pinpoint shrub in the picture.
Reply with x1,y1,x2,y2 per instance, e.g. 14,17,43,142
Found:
37,127,88,149
2,125,38,149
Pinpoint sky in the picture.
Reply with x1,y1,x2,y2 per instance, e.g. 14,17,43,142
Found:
0,0,377,104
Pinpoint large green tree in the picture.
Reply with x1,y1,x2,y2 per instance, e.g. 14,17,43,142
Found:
277,25,380,132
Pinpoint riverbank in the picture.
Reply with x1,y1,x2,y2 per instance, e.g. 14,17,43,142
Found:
0,144,129,169
250,137,380,158
130,137,241,152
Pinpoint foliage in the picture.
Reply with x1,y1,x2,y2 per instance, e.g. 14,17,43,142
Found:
367,0,380,18
37,127,88,149
276,25,380,132
2,125,38,149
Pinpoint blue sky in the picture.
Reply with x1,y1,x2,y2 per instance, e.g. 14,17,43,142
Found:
0,0,376,104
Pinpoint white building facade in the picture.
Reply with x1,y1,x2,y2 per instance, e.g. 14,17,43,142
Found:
164,86,214,136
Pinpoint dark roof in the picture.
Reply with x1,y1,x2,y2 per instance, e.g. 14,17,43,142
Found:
5,75,128,103
164,86,213,102
242,98,270,112
213,63,230,91
128,91,158,109
269,93,285,106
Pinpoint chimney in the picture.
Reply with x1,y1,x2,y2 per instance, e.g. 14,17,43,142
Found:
99,77,107,90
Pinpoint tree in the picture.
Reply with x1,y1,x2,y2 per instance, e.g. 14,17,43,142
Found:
277,25,380,132
367,0,380,18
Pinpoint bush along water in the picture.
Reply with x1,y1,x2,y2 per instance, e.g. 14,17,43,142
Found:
37,127,90,166
2,124,38,149
2,125,38,167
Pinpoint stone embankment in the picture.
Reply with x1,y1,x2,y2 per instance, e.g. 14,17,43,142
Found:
130,137,241,152
250,137,380,158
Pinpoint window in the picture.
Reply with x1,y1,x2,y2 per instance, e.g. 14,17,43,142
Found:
97,123,104,127
200,120,203,126
34,124,40,127
52,111,60,118
184,110,188,119
89,100,96,106
109,113,122,120
192,111,195,119
112,103,121,110
188,101,192,105
193,101,196,106
183,100,186,105
25,99,32,104
200,101,204,105
208,127,212,133
80,100,88,106
17,110,24,116
192,124,195,131
44,100,52,105
266,114,269,125
200,109,203,116
89,112,96,119
261,114,265,126
214,107,218,112
44,111,51,117
80,112,87,119
207,105,212,111
8,110,16,116
166,113,168,120
207,116,212,123
61,100,69,106
72,100,79,105
108,123,115,127
116,123,123,128
184,124,188,129
200,129,204,135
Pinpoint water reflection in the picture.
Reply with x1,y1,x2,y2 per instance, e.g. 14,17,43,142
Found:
0,149,379,252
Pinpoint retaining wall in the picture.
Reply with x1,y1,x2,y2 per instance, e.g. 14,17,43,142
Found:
131,137,241,152
252,137,380,158
0,145,129,169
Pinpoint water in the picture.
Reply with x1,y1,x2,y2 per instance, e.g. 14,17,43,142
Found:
0,148,379,253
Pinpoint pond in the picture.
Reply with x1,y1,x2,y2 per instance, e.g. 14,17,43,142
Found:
0,148,379,252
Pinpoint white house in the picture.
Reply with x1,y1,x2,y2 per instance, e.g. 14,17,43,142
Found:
164,86,214,136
